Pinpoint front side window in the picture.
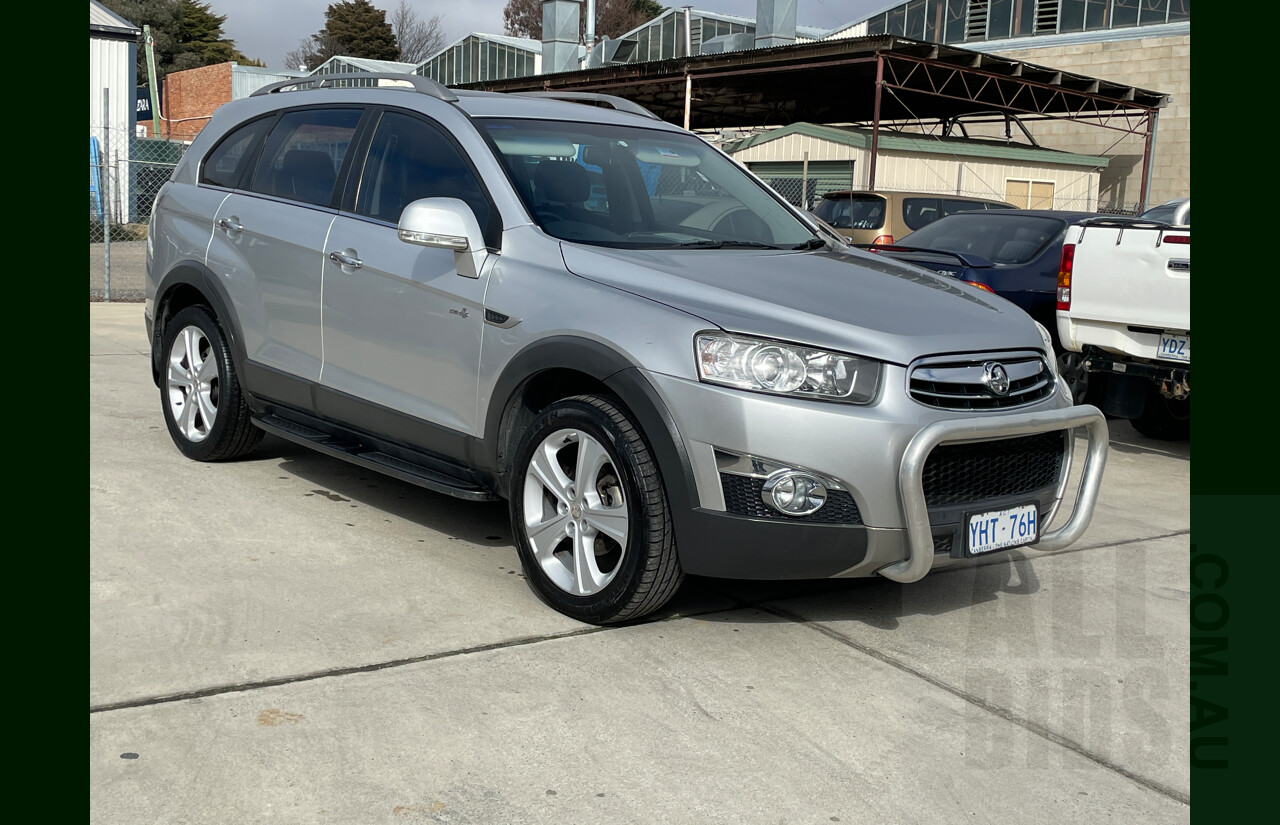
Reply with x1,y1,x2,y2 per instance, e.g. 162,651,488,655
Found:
354,111,492,237
248,108,362,207
480,119,819,250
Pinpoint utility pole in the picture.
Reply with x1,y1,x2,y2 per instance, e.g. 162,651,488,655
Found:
144,25,162,138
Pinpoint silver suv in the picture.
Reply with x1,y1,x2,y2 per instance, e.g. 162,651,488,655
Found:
145,74,1107,624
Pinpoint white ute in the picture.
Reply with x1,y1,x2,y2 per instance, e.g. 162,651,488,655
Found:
1056,201,1190,439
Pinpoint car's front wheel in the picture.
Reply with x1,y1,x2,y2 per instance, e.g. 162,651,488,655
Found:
510,395,683,624
160,305,262,461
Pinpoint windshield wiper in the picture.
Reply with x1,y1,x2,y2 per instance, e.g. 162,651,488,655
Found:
673,240,784,249
790,238,826,250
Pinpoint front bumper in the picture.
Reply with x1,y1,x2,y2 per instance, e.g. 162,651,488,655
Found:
645,370,1107,580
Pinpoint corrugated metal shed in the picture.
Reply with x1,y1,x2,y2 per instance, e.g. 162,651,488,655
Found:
310,56,419,75
231,64,307,100
727,122,1107,211
727,122,1108,167
90,0,139,38
90,1,138,221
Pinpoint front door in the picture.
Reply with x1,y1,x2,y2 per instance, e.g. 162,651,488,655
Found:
320,110,496,437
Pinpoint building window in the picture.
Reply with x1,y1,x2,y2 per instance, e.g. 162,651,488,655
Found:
966,0,990,39
1059,0,1086,32
1111,0,1140,28
1034,0,1060,33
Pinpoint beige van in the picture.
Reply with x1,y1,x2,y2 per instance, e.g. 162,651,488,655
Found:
811,190,1015,245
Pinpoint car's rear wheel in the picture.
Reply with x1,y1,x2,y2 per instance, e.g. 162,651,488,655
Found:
510,395,682,625
160,305,262,461
1132,384,1190,440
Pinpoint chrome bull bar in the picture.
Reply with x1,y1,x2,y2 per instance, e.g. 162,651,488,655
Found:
879,404,1109,583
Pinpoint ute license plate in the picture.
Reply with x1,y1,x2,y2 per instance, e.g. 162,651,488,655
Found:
1157,333,1190,363
965,503,1039,556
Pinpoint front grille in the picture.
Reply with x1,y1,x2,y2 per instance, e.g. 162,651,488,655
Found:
910,354,1055,410
720,473,863,524
923,431,1067,506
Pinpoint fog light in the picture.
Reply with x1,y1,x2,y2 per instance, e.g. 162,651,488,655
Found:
761,470,828,516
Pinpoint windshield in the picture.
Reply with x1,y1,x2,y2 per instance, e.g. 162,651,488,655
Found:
899,213,1065,265
479,119,819,249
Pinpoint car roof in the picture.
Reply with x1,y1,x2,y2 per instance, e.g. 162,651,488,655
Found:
450,88,686,131
934,208,1108,221
819,190,1006,203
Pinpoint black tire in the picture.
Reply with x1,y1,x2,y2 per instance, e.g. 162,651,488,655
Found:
1131,384,1190,440
159,305,262,461
510,395,683,625
1056,350,1106,407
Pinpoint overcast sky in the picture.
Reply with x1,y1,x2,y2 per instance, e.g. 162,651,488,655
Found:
208,0,889,70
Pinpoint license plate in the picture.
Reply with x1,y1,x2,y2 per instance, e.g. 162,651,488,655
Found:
965,503,1039,556
1157,332,1190,363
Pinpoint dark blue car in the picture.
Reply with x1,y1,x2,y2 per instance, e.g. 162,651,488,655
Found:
864,209,1105,401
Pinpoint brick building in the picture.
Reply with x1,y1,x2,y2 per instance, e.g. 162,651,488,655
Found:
142,62,305,142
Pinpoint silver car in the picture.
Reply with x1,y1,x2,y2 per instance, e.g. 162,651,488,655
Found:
145,75,1107,624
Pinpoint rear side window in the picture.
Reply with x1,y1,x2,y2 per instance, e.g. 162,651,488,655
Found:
354,111,492,239
248,108,362,207
944,199,995,218
813,195,886,229
902,198,942,231
199,118,270,188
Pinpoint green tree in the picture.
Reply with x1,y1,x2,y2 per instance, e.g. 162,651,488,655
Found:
503,0,665,41
286,0,400,69
99,0,258,84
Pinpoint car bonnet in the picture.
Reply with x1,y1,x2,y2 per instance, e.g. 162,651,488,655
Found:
558,244,1044,365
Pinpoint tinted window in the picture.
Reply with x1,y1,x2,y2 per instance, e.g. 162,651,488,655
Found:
900,213,1064,265
942,199,992,217
354,111,491,236
814,195,886,229
902,197,943,231
200,118,269,188
249,109,362,207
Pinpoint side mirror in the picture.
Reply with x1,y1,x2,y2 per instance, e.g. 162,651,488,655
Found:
397,197,489,278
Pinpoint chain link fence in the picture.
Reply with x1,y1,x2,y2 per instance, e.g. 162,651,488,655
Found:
91,125,187,301
759,175,858,212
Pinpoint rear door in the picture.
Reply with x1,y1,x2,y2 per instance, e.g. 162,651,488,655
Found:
319,108,497,438
208,107,364,389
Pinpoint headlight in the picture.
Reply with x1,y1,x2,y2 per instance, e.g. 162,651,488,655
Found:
695,333,881,403
1034,321,1057,377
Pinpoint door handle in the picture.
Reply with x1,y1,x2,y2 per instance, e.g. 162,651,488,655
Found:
328,251,363,269
218,217,242,233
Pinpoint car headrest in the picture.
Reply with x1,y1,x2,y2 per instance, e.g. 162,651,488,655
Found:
533,160,588,204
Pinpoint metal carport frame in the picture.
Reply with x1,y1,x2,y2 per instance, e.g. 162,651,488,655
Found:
468,34,1169,209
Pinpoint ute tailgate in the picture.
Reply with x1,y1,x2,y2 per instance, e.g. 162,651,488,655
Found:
1068,224,1190,331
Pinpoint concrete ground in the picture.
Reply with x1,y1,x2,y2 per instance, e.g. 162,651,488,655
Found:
90,302,1190,824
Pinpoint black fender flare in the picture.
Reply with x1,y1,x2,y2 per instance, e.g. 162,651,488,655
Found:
480,336,700,530
151,260,247,384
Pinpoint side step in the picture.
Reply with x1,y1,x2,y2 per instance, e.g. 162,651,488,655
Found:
253,415,498,502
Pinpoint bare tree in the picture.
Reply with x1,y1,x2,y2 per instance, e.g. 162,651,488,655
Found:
503,0,663,41
391,1,447,64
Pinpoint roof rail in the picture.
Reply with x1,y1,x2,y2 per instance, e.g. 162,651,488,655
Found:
251,73,458,102
514,91,661,121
